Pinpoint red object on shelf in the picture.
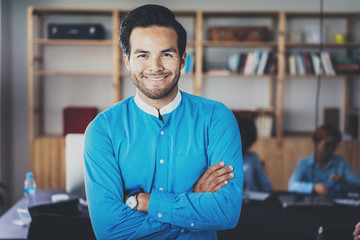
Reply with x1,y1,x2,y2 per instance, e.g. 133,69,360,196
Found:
63,106,98,136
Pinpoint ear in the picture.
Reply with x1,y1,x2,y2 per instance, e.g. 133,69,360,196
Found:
180,52,187,70
123,54,131,71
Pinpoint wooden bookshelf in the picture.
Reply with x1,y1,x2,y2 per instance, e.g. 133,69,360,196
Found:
28,7,360,190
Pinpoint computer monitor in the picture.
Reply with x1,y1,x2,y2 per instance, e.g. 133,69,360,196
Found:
65,134,85,193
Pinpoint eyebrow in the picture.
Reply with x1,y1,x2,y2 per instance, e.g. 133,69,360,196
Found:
161,48,177,53
133,48,177,54
133,49,149,54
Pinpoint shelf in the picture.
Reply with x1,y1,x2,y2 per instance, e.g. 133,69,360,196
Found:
286,74,360,78
204,41,278,47
285,11,360,18
34,38,113,46
286,42,360,48
203,72,276,78
36,70,112,77
32,7,115,15
203,11,279,17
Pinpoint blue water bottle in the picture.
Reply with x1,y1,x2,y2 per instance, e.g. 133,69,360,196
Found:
24,172,37,207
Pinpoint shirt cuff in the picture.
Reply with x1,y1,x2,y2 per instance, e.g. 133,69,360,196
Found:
149,189,176,224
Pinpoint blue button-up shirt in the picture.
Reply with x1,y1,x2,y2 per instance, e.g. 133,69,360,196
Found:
84,91,243,239
288,155,360,197
243,151,272,192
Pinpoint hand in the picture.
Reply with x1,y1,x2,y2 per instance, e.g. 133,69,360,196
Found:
331,174,346,184
353,221,360,240
193,161,234,193
136,193,150,212
313,183,329,195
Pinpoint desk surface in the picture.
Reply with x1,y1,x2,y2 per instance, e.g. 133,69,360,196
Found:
1,191,360,240
0,190,80,239
218,192,360,240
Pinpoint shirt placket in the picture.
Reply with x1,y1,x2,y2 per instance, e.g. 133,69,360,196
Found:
155,125,168,192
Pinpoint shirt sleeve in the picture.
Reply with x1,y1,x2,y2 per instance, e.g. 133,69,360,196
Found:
330,157,360,193
253,154,272,192
148,103,243,231
84,114,183,240
288,159,314,194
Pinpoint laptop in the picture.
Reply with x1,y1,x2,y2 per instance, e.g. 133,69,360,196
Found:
278,194,333,208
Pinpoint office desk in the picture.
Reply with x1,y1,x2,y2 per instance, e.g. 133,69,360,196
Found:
2,191,360,240
218,192,360,240
0,189,82,239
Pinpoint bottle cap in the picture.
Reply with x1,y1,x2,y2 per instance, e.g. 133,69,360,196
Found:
26,172,34,179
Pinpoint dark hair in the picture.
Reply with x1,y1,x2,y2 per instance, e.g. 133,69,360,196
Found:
236,117,257,153
120,4,187,58
312,123,342,144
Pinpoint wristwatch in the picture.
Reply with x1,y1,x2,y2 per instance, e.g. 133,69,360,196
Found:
125,192,140,210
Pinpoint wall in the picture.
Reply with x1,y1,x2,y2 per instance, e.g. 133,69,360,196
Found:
4,0,360,206
1,0,11,212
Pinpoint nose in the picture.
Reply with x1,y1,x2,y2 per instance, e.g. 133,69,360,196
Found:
148,56,164,72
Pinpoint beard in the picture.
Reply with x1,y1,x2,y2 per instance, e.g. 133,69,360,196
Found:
131,71,180,100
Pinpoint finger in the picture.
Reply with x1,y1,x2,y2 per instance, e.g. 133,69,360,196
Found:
200,162,226,181
211,180,229,193
206,165,233,183
208,172,234,191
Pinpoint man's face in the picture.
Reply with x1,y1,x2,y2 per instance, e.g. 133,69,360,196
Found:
124,26,186,103
316,136,338,163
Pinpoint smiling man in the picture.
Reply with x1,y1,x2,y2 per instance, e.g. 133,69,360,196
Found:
84,4,243,239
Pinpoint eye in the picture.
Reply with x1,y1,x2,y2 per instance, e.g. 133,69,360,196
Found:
162,52,173,57
136,54,147,58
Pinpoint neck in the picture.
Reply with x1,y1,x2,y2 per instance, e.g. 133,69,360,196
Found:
315,155,329,169
138,87,178,110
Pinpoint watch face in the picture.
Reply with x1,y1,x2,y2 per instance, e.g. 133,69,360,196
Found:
126,195,137,209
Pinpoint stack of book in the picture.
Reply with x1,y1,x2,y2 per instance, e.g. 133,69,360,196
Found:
287,52,335,76
333,57,360,74
227,51,277,76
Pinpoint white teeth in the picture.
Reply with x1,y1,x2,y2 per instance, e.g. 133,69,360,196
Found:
148,76,166,81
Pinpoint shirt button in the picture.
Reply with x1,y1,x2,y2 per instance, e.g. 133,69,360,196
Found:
159,187,164,191
160,159,164,164
191,223,195,227
160,131,164,135
181,229,185,233
158,213,163,218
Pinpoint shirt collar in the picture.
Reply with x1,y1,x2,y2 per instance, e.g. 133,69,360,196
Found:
308,155,335,168
134,90,182,118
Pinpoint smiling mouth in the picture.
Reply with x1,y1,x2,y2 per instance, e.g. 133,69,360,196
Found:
145,74,170,81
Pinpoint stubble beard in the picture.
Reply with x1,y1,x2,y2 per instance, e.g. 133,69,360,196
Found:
132,71,181,100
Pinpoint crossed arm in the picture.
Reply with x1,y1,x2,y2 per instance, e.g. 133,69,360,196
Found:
135,162,235,212
85,103,243,239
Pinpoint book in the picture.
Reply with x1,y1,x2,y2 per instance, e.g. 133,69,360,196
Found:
244,52,255,75
311,53,323,75
289,54,297,75
253,51,262,74
333,57,360,74
296,53,305,75
227,53,240,73
320,52,335,76
303,52,311,75
257,51,269,75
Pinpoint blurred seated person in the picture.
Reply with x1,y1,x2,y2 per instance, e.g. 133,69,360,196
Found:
288,124,360,198
237,117,272,192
